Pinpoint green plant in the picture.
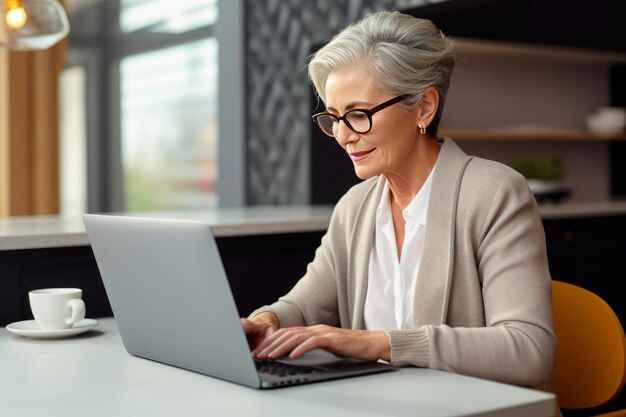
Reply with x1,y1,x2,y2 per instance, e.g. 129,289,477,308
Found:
512,157,566,181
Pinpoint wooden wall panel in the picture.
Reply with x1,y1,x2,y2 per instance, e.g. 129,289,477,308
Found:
0,42,65,217
32,48,62,214
0,51,31,215
0,48,10,215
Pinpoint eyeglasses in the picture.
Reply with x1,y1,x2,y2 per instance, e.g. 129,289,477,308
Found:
312,94,411,137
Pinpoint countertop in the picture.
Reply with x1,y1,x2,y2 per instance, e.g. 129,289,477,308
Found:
1,201,626,251
536,200,626,219
0,206,334,251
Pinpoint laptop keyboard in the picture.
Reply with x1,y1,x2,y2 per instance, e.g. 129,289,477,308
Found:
255,360,318,377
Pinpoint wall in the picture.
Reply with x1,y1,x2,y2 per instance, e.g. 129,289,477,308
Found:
442,42,617,203
458,141,610,203
0,46,66,216
443,48,609,130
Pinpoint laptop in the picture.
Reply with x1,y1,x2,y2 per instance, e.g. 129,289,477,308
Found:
83,214,395,389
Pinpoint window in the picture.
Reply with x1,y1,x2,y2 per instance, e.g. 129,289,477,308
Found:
59,65,87,216
120,38,219,211
120,0,218,34
62,0,239,214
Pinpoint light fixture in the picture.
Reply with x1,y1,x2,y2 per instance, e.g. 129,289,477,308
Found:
0,0,69,50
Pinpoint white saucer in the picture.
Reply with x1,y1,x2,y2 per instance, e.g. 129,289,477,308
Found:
6,319,99,339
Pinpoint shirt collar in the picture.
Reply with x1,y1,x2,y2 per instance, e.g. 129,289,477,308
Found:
376,162,437,228
404,163,436,227
376,181,392,226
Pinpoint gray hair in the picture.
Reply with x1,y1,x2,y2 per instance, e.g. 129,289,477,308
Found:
308,10,455,137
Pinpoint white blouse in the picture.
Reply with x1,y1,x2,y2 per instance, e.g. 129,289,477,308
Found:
364,165,435,331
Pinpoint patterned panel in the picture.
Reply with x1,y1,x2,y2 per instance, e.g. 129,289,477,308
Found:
245,0,436,204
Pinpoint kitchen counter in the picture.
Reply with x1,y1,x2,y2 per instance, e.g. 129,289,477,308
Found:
0,206,334,251
2,202,626,251
537,200,626,219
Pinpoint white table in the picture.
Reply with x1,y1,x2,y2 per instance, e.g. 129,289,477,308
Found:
0,318,556,417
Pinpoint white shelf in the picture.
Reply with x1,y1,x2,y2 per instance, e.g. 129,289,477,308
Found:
440,128,626,141
538,201,626,219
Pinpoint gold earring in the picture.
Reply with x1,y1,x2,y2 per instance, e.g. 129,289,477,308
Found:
418,124,426,135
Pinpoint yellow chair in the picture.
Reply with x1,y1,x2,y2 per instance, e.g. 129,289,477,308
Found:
551,280,626,416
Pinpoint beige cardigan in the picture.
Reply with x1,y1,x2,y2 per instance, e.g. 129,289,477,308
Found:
251,138,556,388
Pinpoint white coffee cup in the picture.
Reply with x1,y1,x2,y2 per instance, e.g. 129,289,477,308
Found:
29,288,86,330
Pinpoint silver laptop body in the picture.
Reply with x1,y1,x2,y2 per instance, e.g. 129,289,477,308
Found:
84,214,395,389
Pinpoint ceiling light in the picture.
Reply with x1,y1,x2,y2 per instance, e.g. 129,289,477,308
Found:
0,0,70,50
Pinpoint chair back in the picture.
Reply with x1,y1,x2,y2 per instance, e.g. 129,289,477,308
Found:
551,280,626,409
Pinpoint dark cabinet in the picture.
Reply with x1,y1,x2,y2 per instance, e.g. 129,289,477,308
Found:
543,215,626,323
404,0,626,53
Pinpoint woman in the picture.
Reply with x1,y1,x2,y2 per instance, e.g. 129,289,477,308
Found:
241,10,556,389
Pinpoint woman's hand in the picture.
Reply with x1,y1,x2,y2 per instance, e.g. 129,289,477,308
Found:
240,312,279,350
251,324,391,362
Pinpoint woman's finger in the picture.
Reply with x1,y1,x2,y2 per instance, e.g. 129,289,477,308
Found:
260,327,334,359
241,318,278,350
253,327,306,358
240,318,256,334
265,332,312,359
288,334,331,358
258,328,311,359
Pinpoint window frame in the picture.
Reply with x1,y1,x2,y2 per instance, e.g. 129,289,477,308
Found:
67,0,245,213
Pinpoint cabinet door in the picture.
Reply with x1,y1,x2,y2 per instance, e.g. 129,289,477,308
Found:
543,215,626,323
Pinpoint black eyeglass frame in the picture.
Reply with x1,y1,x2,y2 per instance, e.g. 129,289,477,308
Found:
312,94,412,137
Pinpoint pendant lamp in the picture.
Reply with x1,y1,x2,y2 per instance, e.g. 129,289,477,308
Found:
0,0,69,50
